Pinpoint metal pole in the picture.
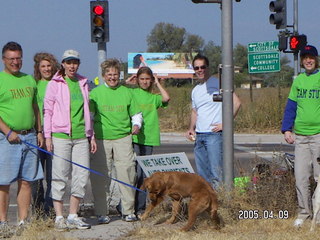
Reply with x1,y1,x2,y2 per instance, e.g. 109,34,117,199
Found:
221,0,234,189
98,42,107,84
293,0,298,77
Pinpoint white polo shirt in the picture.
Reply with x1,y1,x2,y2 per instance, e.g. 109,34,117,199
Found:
191,76,222,133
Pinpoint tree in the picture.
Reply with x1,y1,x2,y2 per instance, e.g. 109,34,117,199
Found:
147,22,186,52
147,22,205,54
234,43,248,72
202,41,221,74
182,34,205,53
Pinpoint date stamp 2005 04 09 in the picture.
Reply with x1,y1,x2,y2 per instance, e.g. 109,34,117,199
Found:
238,210,289,220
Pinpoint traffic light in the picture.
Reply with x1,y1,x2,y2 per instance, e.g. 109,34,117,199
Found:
289,35,307,51
269,0,287,29
90,1,109,43
278,34,287,51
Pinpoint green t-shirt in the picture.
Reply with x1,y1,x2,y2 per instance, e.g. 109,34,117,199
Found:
0,71,36,130
90,84,140,140
131,88,168,146
36,79,49,126
53,77,85,139
288,71,320,135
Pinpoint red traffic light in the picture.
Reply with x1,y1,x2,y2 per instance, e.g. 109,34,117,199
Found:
93,5,104,15
90,1,109,43
289,35,307,51
289,37,299,50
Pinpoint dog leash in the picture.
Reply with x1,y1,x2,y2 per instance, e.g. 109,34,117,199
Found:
22,140,146,194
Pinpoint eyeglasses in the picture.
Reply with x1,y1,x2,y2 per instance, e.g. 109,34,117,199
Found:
3,56,22,62
193,65,207,71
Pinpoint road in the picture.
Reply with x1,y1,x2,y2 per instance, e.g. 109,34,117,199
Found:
5,133,294,239
154,143,293,176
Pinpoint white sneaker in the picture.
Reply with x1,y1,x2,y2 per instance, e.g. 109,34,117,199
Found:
55,218,68,231
67,216,91,230
293,218,304,227
122,214,138,222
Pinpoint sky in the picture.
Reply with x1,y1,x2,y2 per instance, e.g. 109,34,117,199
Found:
0,0,318,81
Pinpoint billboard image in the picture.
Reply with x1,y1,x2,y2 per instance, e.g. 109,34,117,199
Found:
128,52,196,78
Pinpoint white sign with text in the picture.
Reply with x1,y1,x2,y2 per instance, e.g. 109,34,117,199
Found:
136,152,195,177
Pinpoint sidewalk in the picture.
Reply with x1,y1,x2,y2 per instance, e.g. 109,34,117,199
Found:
160,132,286,144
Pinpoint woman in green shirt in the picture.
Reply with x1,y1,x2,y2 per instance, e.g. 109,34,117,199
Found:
32,52,59,216
126,66,170,216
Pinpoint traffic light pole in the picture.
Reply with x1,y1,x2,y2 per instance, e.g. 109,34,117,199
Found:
98,42,107,83
221,0,234,190
293,0,298,77
191,0,235,190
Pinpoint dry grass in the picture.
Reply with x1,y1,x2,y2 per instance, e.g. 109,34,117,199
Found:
235,88,289,133
158,86,290,133
8,217,74,240
119,162,320,240
4,161,318,240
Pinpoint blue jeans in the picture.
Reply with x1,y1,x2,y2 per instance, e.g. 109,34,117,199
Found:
31,150,53,213
133,143,153,214
194,132,222,189
0,132,43,185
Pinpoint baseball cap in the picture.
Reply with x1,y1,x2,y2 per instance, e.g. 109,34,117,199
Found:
62,49,80,62
300,45,318,57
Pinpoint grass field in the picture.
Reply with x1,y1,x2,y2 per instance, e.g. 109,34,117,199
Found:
158,86,290,133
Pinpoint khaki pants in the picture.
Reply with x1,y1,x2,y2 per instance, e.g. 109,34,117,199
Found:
51,137,90,201
295,134,320,220
91,135,136,216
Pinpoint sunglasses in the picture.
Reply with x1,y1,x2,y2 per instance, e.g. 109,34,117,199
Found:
193,65,207,71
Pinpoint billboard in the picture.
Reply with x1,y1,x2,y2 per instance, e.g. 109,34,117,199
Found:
128,52,196,78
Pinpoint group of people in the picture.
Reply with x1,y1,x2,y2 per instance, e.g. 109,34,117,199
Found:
0,41,171,232
1,38,318,233
0,40,241,233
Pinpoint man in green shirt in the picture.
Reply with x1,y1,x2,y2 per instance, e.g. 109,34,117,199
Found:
0,42,43,233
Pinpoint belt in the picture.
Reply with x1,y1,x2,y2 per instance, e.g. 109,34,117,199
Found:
14,129,34,135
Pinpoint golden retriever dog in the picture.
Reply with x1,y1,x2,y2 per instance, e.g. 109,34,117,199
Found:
140,171,220,231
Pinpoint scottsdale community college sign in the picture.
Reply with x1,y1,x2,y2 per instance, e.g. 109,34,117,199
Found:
136,152,195,177
247,41,280,74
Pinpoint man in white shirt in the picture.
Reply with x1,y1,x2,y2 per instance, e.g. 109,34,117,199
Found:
186,54,241,189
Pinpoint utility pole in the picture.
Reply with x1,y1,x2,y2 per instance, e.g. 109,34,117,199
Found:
98,42,107,82
221,0,234,190
191,0,235,189
293,0,298,77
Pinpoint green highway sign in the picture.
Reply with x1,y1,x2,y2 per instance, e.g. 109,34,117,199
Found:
247,41,280,74
247,41,279,53
248,52,280,74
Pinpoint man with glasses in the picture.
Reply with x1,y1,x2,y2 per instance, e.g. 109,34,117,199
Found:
0,41,43,234
186,54,241,189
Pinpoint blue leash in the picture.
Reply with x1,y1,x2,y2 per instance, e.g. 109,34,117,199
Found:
22,140,146,194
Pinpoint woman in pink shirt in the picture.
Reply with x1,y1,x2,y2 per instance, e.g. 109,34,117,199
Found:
44,50,96,231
